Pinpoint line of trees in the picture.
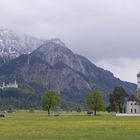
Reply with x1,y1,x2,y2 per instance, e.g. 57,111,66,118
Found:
41,86,139,116
1,85,137,115
41,89,105,116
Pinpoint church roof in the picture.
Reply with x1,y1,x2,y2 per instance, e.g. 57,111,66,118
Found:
128,95,137,101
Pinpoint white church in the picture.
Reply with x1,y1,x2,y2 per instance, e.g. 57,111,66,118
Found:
116,72,140,116
126,72,140,114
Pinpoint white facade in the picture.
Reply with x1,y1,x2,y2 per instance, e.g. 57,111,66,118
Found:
126,101,140,114
0,80,18,89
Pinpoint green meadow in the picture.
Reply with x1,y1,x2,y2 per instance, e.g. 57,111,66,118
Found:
0,111,140,140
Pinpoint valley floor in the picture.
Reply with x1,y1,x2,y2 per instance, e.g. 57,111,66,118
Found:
0,111,140,140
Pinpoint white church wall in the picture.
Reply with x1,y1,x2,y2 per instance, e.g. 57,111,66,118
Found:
126,101,140,114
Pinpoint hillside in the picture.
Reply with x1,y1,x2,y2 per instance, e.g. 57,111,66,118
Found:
0,39,136,107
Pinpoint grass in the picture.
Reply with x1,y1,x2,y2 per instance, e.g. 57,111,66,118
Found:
0,111,140,140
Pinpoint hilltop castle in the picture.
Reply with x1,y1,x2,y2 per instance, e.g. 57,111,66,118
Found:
0,80,18,89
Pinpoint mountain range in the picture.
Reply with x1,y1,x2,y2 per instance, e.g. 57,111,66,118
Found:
0,28,46,64
0,28,137,107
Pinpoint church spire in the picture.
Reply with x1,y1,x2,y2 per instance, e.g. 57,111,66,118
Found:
137,71,140,91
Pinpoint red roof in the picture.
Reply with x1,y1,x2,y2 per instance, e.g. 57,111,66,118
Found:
128,95,137,101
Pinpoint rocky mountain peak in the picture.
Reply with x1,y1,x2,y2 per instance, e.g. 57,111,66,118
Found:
32,40,86,73
0,28,16,38
49,38,66,47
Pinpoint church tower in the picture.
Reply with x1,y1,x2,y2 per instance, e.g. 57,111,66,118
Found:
137,71,140,91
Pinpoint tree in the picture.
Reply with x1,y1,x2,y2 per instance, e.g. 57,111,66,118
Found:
87,90,105,116
41,90,60,116
108,87,127,113
107,94,117,112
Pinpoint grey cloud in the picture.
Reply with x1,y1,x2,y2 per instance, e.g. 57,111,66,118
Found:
0,0,140,62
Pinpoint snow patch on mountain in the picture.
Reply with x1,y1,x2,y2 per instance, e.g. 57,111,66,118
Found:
0,28,47,59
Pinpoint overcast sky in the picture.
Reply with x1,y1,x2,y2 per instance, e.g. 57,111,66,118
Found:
0,0,140,83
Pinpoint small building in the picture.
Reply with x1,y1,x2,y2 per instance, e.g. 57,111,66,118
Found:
126,95,140,114
0,80,18,89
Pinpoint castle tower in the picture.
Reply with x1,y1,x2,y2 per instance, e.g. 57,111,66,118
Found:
137,71,140,91
2,82,5,88
15,80,17,85
13,80,18,88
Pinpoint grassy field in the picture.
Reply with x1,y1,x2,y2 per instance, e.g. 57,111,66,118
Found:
0,111,140,140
